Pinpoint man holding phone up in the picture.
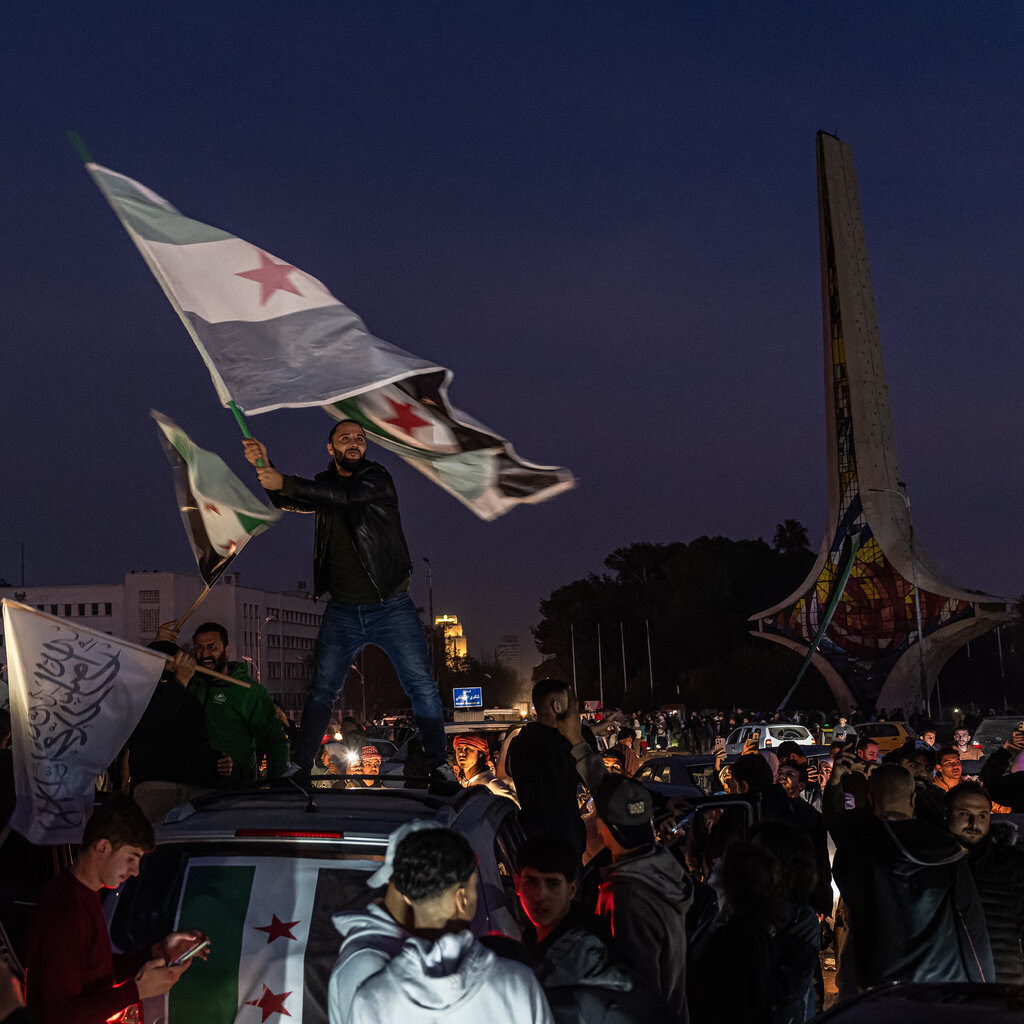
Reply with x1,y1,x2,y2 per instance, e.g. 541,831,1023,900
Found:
980,725,1024,812
26,797,208,1024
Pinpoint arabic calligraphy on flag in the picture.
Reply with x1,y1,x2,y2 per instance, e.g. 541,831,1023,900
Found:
2,601,165,844
86,162,574,521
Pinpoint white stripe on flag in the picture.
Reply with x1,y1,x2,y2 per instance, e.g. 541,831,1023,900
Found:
139,237,341,324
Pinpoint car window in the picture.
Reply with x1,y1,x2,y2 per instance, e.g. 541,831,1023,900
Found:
726,730,742,745
635,763,654,780
687,765,718,794
768,726,811,742
861,724,898,738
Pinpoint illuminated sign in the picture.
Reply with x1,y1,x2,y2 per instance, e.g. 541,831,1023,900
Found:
453,686,483,709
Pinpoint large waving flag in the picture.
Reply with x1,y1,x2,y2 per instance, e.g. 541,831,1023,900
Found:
2,601,165,844
87,163,574,521
152,410,281,586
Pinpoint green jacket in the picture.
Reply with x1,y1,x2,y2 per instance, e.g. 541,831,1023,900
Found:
192,662,289,784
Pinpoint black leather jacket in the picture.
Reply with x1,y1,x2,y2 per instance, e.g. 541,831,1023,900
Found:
269,459,411,601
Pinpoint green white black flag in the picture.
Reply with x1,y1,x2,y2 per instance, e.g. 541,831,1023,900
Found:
152,410,280,585
89,163,574,521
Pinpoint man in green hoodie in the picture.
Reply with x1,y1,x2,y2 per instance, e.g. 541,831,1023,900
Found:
190,622,290,786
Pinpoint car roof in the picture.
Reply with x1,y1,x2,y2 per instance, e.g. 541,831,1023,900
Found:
156,787,482,844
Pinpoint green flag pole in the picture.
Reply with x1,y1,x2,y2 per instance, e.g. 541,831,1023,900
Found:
776,529,863,713
66,130,93,164
227,400,265,467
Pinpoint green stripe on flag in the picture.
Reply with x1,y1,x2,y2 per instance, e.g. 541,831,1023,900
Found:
169,865,255,1024
88,165,234,245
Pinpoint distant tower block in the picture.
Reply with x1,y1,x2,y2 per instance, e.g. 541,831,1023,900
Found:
749,132,1009,713
435,613,468,668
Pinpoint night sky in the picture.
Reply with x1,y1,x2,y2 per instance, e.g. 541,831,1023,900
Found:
3,2,1022,668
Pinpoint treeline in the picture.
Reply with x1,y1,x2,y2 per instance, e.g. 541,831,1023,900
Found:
531,527,834,709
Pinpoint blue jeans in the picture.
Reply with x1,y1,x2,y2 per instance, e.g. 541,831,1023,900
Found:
297,592,445,770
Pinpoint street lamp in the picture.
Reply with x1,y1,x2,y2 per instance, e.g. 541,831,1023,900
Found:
256,610,277,685
868,484,930,717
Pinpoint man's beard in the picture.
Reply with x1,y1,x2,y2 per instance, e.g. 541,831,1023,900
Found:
333,451,366,472
199,654,228,674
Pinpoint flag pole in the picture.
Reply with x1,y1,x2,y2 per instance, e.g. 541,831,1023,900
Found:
173,583,214,631
161,657,251,689
228,400,265,467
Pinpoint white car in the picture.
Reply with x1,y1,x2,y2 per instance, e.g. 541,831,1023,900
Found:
724,723,815,757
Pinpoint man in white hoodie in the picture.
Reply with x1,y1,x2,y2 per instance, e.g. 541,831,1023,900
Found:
329,823,552,1024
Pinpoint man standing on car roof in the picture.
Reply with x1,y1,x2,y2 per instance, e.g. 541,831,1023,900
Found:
244,424,455,791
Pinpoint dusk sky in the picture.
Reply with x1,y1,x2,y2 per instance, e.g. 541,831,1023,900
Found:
3,2,1022,668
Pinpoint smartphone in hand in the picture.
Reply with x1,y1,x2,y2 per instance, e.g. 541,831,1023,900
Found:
170,938,209,967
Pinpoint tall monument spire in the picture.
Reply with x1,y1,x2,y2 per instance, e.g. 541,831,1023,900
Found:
750,132,1008,713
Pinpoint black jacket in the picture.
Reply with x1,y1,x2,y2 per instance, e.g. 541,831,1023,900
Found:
980,747,1024,811
831,808,994,989
507,721,596,856
269,459,411,601
129,642,225,788
965,821,1024,983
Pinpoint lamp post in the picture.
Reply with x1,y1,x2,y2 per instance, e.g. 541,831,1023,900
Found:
256,610,277,685
868,484,931,717
422,557,436,673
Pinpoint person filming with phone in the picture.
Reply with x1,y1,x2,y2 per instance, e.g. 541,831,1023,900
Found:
980,724,1024,811
26,796,209,1024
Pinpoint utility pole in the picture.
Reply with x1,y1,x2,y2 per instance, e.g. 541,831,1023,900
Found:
646,618,654,701
620,622,627,707
570,623,578,695
597,623,604,707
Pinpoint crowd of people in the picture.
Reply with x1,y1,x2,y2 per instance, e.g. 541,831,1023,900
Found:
4,658,1024,1023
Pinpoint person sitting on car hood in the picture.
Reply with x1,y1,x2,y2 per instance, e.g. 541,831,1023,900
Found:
330,825,553,1024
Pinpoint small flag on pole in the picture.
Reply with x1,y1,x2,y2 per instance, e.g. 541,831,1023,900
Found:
86,163,574,521
152,410,281,586
2,600,166,844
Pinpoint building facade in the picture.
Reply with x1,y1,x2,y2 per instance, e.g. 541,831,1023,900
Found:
0,570,323,713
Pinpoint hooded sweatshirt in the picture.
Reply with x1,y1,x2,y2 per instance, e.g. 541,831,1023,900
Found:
345,928,553,1023
597,845,694,1024
329,902,410,1024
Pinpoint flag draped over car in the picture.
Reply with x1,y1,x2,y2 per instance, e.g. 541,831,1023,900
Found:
162,856,380,1024
86,162,574,521
2,601,165,844
152,410,281,586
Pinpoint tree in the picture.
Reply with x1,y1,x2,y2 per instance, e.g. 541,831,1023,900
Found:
532,530,821,709
772,519,810,555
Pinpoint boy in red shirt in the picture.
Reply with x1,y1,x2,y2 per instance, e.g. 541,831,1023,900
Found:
26,796,205,1024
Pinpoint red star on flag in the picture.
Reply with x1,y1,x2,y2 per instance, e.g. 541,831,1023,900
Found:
383,396,431,435
245,984,292,1022
254,913,300,943
235,251,303,305
204,503,221,515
